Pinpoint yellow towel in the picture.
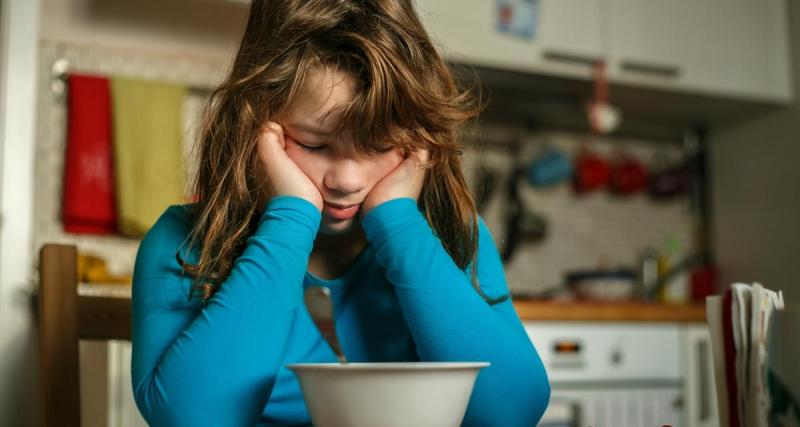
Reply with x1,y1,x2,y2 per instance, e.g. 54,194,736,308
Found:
111,77,187,237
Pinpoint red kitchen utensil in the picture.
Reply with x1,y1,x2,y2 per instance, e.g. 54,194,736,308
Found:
610,154,648,195
574,148,611,193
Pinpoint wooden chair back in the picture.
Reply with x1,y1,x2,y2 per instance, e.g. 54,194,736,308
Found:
37,243,131,427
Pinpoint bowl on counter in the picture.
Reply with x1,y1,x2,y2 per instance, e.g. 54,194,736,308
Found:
565,269,638,301
287,361,489,427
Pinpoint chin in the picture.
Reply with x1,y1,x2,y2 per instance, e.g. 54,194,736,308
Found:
318,216,358,235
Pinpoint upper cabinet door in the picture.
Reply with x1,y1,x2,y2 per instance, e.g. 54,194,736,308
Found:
416,0,604,79
607,0,693,84
535,0,605,70
686,0,792,102
416,0,791,103
608,0,792,102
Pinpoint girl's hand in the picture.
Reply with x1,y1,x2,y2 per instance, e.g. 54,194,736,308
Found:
257,122,323,211
361,148,429,218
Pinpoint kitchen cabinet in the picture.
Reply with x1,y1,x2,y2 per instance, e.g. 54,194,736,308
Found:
416,0,792,103
606,0,696,88
697,0,791,101
415,0,604,80
608,0,792,102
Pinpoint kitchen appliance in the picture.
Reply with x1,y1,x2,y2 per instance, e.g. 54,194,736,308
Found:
473,163,501,214
502,139,548,263
573,148,611,193
610,154,648,195
565,269,638,301
501,166,548,263
526,323,685,426
526,144,573,187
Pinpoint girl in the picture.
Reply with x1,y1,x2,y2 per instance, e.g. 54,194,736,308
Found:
131,1,550,426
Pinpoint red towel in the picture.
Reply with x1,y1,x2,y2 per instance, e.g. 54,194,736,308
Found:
62,74,117,234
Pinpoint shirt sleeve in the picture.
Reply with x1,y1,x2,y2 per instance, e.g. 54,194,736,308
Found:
131,196,320,427
361,197,551,427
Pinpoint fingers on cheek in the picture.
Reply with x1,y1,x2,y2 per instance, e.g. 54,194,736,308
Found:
266,121,283,133
271,124,287,148
282,135,294,151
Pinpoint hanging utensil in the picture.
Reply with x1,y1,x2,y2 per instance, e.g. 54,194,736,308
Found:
586,60,622,135
502,154,547,265
474,163,501,215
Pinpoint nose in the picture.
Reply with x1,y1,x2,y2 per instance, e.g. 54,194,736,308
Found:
323,157,367,197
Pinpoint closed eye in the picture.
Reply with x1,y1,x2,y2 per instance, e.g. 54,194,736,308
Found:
293,140,328,153
299,144,326,153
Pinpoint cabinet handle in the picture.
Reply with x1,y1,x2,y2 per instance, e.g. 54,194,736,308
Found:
572,401,583,426
697,339,710,422
542,49,601,67
620,60,681,78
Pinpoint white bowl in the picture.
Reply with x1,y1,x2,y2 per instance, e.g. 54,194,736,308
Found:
287,362,490,427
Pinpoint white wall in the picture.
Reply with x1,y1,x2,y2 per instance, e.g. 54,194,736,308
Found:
0,0,40,425
710,0,800,303
40,0,247,62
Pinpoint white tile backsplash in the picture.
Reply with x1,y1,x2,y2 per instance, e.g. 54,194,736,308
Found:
462,129,693,295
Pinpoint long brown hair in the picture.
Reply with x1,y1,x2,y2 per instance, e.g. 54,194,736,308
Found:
178,0,508,305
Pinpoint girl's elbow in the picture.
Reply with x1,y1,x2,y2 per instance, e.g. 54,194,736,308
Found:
529,377,551,423
134,375,267,427
134,378,222,427
522,350,551,423
134,381,186,427
135,395,230,427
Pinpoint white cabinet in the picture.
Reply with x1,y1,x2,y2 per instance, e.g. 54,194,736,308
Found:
417,0,792,103
692,0,791,101
534,0,605,70
607,0,697,87
608,0,792,102
415,0,604,79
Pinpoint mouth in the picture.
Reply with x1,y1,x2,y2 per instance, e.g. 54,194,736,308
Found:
322,201,361,220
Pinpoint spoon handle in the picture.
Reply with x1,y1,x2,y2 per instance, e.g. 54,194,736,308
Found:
314,319,348,364
304,286,348,364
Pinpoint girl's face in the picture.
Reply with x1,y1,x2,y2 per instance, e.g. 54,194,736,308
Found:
281,69,404,235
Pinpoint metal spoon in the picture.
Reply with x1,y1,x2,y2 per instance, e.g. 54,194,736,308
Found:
303,286,348,364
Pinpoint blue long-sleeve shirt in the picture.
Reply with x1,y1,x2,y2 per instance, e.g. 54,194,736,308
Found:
131,196,550,426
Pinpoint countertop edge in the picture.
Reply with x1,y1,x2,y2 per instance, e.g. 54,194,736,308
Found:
513,299,707,323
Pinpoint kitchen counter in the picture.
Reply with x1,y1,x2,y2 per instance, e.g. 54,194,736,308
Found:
513,299,706,323
77,284,706,323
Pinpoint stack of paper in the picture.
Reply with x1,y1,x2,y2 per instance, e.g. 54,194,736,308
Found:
707,283,785,427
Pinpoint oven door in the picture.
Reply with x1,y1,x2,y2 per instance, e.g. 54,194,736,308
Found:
543,386,682,427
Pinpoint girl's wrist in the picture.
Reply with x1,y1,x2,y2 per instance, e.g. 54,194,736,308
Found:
360,197,423,245
261,195,322,233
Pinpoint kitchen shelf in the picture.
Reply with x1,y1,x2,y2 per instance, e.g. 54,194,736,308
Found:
513,299,706,323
